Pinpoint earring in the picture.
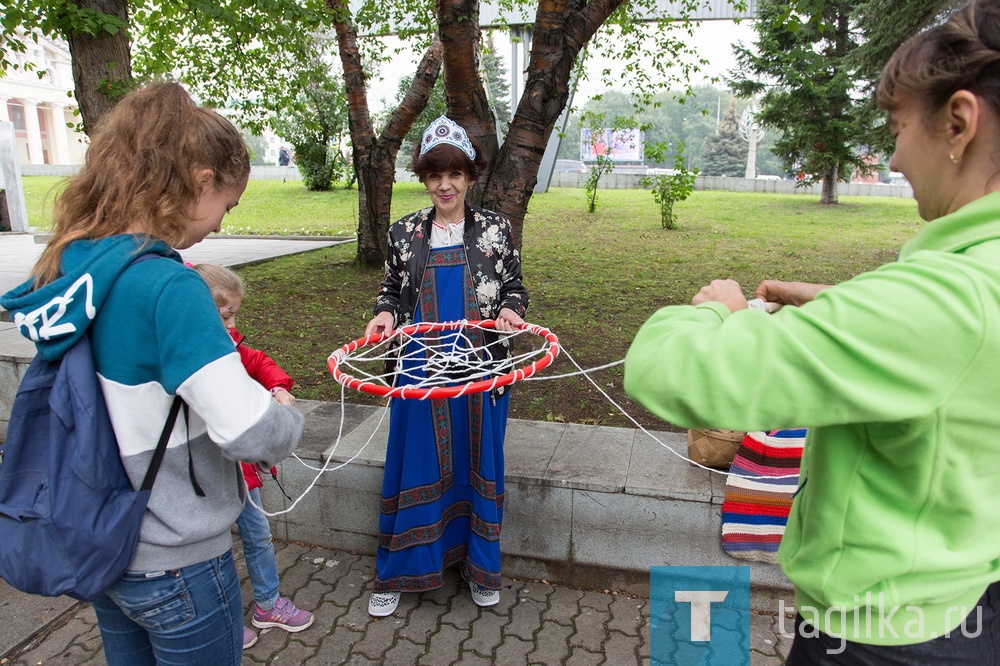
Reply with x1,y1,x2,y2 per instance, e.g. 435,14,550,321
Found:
950,152,959,164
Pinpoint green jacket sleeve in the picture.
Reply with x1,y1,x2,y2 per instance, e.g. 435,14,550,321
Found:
623,253,989,431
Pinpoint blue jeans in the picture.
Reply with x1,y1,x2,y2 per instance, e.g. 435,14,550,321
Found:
91,550,243,666
235,487,280,610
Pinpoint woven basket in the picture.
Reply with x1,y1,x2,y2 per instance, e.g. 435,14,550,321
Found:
686,428,745,468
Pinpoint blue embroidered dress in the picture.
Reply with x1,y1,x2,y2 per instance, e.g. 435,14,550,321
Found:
374,229,510,593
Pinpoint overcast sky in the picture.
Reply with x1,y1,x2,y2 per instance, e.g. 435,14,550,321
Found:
364,19,758,114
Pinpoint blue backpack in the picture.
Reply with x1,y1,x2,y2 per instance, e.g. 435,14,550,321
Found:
0,259,182,601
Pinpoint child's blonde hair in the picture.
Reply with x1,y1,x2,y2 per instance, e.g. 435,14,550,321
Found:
33,82,250,286
191,263,245,306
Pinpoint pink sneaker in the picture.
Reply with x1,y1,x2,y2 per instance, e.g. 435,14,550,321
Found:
252,597,314,632
242,626,258,650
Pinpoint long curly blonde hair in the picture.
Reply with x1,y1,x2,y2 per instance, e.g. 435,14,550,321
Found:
32,82,250,286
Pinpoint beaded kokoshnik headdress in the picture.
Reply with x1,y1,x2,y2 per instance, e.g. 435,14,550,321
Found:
420,116,477,160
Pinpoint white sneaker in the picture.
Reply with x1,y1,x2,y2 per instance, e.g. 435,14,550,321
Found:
368,591,400,617
468,581,500,607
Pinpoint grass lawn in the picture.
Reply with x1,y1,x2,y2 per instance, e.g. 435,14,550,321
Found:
22,177,921,429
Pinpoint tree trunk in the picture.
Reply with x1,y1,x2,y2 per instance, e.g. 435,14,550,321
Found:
328,0,442,268
820,162,839,205
818,6,848,207
481,0,626,248
438,0,497,207
64,0,133,136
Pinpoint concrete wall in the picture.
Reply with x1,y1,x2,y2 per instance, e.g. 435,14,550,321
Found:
263,400,792,605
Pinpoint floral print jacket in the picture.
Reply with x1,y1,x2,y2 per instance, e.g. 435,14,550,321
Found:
374,203,529,366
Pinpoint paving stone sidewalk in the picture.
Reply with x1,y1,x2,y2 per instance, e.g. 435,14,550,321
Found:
2,539,793,666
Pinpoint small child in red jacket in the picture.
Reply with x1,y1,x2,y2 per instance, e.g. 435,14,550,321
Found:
192,264,313,649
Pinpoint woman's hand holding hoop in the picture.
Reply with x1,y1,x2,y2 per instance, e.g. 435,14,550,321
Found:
365,311,395,339
494,307,525,333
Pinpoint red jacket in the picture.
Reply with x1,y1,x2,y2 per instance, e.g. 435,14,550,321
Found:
231,328,293,491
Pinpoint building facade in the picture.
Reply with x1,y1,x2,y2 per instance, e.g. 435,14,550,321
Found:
0,33,88,166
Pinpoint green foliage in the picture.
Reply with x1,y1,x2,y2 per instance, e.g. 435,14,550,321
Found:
290,143,336,191
639,86,720,169
584,152,613,214
129,0,334,134
641,145,698,229
850,0,957,76
2,0,351,146
700,100,746,177
849,0,958,154
268,39,351,192
581,2,749,111
560,91,632,161
729,0,877,197
1,2,127,75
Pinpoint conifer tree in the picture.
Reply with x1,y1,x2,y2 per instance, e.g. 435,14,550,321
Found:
700,101,746,177
730,0,872,203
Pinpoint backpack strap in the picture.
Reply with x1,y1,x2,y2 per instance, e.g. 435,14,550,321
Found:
139,396,183,492
181,402,206,497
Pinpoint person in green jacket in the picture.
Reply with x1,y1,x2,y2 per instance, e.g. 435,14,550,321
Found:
624,1,1000,662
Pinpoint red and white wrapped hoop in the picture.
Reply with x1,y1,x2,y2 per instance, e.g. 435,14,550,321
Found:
328,320,560,400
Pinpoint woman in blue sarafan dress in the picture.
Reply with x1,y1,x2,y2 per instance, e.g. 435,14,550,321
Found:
363,116,529,617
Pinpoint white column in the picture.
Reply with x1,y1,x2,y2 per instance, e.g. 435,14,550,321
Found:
744,133,758,180
21,99,44,165
0,121,30,232
48,103,72,165
0,97,9,123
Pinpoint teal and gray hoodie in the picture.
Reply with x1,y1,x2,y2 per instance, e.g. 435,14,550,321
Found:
1,234,303,573
624,192,1000,645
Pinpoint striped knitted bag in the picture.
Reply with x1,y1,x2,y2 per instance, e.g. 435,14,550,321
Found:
720,429,806,564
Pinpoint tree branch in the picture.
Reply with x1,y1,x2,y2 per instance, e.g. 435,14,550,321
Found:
379,36,444,159
327,0,373,157
438,0,497,184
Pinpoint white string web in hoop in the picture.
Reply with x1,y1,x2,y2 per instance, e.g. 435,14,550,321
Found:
328,319,560,400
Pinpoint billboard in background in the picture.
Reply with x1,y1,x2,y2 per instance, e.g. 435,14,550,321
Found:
580,128,644,162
